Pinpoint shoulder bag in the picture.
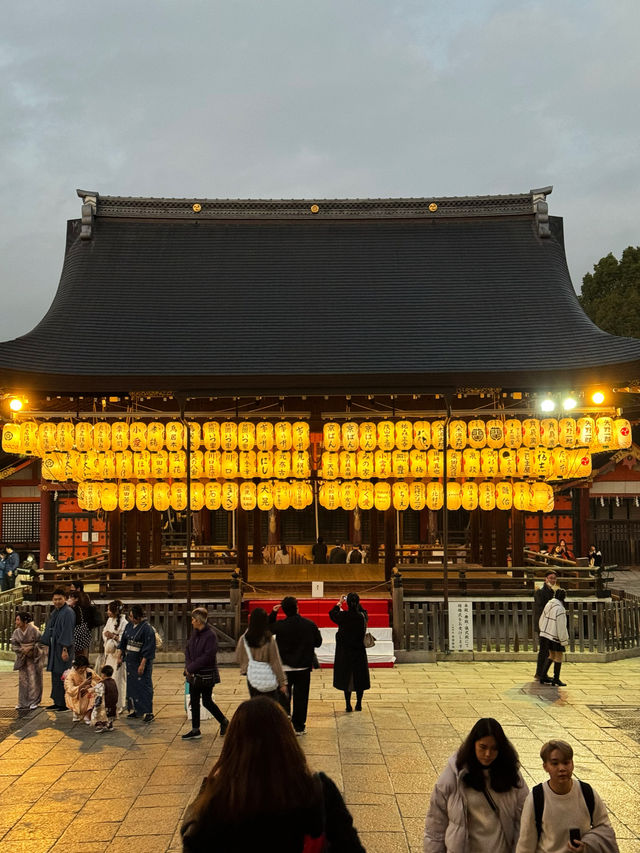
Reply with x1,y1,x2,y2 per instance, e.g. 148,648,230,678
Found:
243,637,278,692
362,613,376,648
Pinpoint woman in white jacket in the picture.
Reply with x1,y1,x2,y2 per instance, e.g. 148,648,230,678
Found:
424,717,529,853
102,600,128,712
538,588,569,686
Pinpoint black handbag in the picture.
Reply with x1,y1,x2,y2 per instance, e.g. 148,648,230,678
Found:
192,669,217,689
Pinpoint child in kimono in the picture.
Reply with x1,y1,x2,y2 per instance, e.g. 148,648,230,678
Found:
64,654,100,723
93,664,119,732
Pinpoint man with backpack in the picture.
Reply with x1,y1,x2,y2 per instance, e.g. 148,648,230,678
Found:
516,739,619,853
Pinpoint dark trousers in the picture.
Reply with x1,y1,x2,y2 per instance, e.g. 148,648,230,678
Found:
285,668,312,732
50,669,66,707
189,681,226,729
248,682,289,712
536,636,551,677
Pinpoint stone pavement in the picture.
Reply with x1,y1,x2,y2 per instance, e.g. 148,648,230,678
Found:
1,659,639,853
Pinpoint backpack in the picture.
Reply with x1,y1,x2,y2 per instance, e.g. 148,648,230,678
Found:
533,781,595,839
244,638,278,692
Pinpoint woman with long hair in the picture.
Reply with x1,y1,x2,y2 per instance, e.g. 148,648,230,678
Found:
11,611,44,710
181,696,364,851
329,592,371,712
102,600,127,712
424,717,529,853
235,607,287,706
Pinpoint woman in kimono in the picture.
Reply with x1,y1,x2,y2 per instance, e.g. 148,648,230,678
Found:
102,600,128,712
11,611,44,710
64,654,100,722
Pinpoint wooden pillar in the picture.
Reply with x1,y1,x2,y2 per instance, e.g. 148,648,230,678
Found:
268,508,278,545
201,508,212,546
511,507,525,570
481,510,493,567
39,485,52,568
125,511,138,569
237,507,248,574
495,509,508,566
577,488,590,556
109,508,122,572
138,509,151,568
352,508,362,545
151,510,162,565
470,508,481,564
252,506,263,563
419,507,429,543
428,509,438,543
384,507,395,581
369,509,379,563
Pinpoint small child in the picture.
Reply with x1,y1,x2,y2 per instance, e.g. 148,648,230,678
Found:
93,664,119,732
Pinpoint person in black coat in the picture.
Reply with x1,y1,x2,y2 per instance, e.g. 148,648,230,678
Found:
533,570,557,681
269,596,322,735
182,607,230,740
329,592,371,712
311,536,328,564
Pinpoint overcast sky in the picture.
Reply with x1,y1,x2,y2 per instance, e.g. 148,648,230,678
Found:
1,0,638,341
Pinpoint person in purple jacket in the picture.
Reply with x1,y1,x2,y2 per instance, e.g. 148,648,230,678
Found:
182,607,229,740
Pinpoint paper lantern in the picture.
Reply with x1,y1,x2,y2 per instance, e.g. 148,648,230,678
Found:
273,481,290,511
111,422,129,452
205,481,222,511
426,481,444,510
98,451,116,479
409,481,426,511
374,450,392,478
478,481,496,511
467,420,487,449
374,481,391,511
427,450,443,477
357,451,374,479
448,420,467,450
146,422,164,452
290,481,308,510
190,450,204,478
413,420,431,450
2,423,22,454
75,422,93,452
446,482,462,510
498,449,517,477
20,421,38,455
395,420,413,451
558,418,577,448
76,452,100,482
504,419,522,449
204,450,221,479
446,451,462,478
358,480,374,510
256,481,273,511
522,419,540,448
615,418,632,449
461,481,478,511
220,481,237,510
136,482,153,512
359,422,377,451
323,422,341,451
169,451,187,478
292,421,310,451
56,422,75,452
431,421,445,450
485,420,504,449
133,451,151,479
153,481,170,511
116,451,134,479
513,482,532,512
169,481,187,511
273,451,291,479
540,418,559,449
480,448,499,477
238,422,256,452
37,422,57,454
462,449,481,477
392,451,410,477
319,481,339,510
495,481,512,511
533,482,554,512
41,453,63,480
410,450,427,477
128,422,147,452
239,481,256,511
184,422,201,450
577,417,595,447
535,448,552,478
393,481,410,511
341,481,358,511
189,482,205,511
119,482,136,512
570,449,592,477
220,422,237,452
220,451,238,478
340,451,357,479
377,421,394,451
517,448,535,478
202,421,221,451
62,452,77,481
239,451,257,479
255,421,273,452
596,417,614,448
101,483,118,512
165,422,184,452
257,451,273,478
342,422,359,452
93,422,112,452
150,450,169,478
274,422,292,451
78,482,101,512
551,447,570,479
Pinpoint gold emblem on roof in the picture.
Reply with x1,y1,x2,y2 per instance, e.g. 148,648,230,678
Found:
429,203,438,212
310,204,320,213
192,203,202,212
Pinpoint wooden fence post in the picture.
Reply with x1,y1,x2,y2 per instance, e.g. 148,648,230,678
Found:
391,570,404,649
230,574,242,639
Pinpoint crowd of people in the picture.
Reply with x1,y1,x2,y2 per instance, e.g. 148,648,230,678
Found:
0,545,40,590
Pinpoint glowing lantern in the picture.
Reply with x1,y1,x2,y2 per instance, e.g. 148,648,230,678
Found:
204,451,223,480
150,450,169,478
393,451,410,477
221,482,238,511
461,481,478,511
2,424,22,454
274,451,291,479
274,422,292,451
128,422,147,452
374,481,391,511
467,420,487,449
184,422,201,450
93,422,112,452
615,418,632,449
427,450,443,477
413,421,431,450
169,451,187,478
577,417,595,447
448,420,467,450
499,449,517,477
495,481,512,511
485,420,504,449
146,422,164,451
596,417,614,448
395,420,413,451
273,481,290,510
78,482,101,512
409,481,426,511
504,419,522,449
478,481,496,511
239,451,257,479
357,451,374,479
98,451,116,479
517,448,535,478
75,422,93,452
62,452,77,481
37,422,57,454
540,418,559,449
56,422,75,452
533,482,554,512
342,422,359,451
257,451,273,478
522,419,540,448
220,451,238,478
480,449,499,477
558,418,577,448
359,422,376,451
119,482,136,512
189,482,205,511
205,481,222,511
292,421,310,451
290,481,308,510
256,481,273,511
410,450,427,477
238,422,256,452
41,454,62,480
446,451,462,478
111,422,129,452
446,482,461,511
358,481,374,510
190,450,204,478
319,481,339,510
136,482,153,512
82,452,101,481
255,422,274,451
101,483,118,512
240,482,257,511
535,448,552,478
202,421,221,450
374,451,392,478
133,451,151,479
153,482,170,511
426,481,444,510
393,481,410,511
375,421,392,451
431,421,445,450
116,451,134,479
570,449,592,478
169,482,187,511
165,422,184,452
340,451,357,479
551,447,570,479
462,449,481,477
323,422,341,451
513,482,532,512
220,422,237,452
19,421,38,455
341,481,358,511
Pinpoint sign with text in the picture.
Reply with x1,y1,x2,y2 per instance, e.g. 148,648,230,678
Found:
448,601,473,651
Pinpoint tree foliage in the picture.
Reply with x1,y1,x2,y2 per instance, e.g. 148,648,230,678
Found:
579,246,640,338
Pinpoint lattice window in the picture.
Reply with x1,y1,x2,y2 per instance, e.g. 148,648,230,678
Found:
1,502,40,542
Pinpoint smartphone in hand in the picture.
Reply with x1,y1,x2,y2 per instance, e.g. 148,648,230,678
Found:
569,829,581,845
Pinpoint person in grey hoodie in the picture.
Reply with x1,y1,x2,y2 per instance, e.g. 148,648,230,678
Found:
424,717,529,853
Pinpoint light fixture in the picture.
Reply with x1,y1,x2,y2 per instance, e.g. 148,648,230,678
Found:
592,391,605,405
540,397,556,413
562,396,577,411
9,397,24,412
